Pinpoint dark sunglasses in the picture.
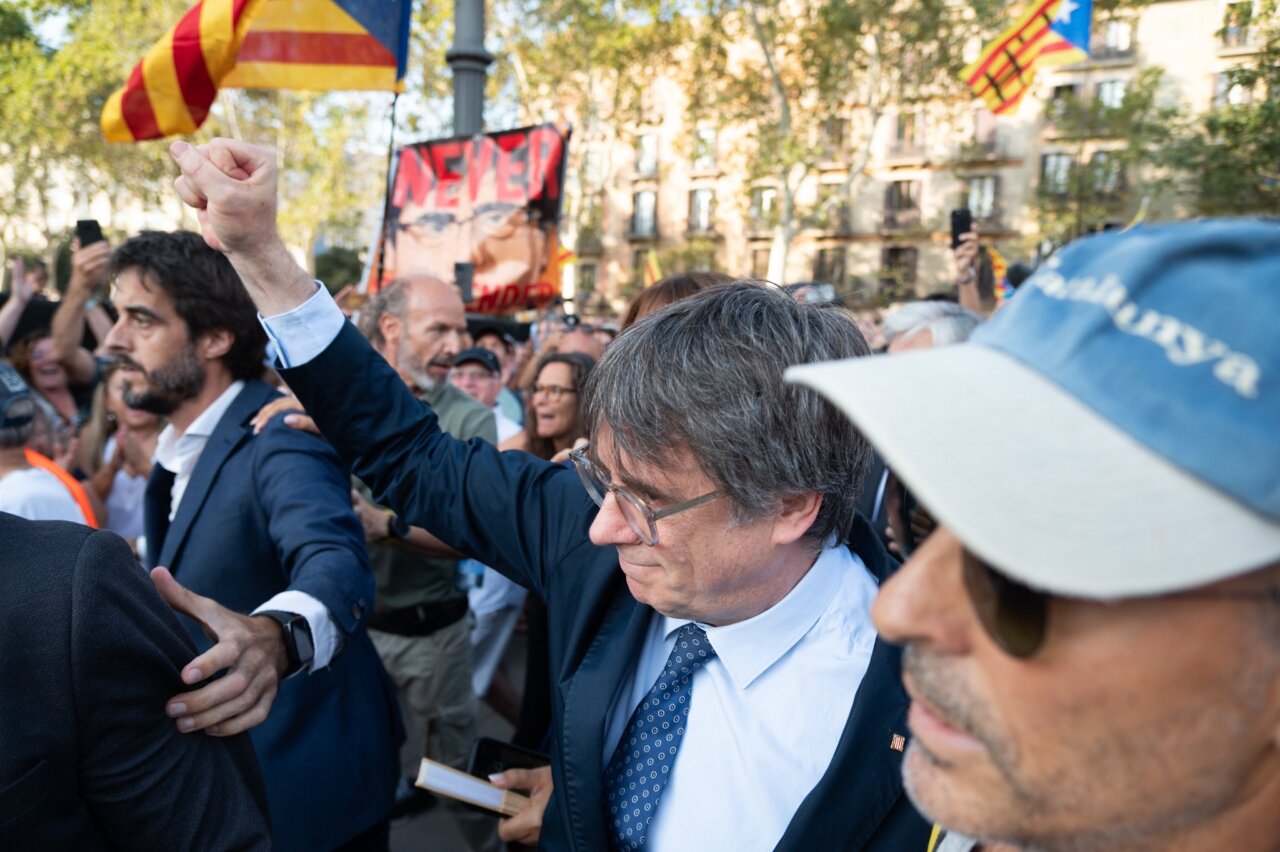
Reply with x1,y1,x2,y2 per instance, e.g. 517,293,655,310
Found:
961,551,1049,659
960,548,1280,660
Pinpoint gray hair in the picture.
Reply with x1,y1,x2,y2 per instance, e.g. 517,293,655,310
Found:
882,301,981,346
358,278,414,348
583,282,871,548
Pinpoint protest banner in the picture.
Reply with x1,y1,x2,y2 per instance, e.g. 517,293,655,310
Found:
372,123,570,315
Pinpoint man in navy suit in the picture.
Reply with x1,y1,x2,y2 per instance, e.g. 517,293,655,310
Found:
101,230,402,852
170,139,932,851
0,513,272,850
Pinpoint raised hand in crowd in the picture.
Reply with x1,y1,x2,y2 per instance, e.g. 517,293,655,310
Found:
149,566,288,737
953,230,991,316
49,237,112,384
491,766,554,846
0,257,30,350
170,139,314,315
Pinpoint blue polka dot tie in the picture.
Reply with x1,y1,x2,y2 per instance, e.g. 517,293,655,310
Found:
605,623,717,851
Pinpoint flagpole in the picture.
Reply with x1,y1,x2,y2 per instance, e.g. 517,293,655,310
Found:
373,93,400,290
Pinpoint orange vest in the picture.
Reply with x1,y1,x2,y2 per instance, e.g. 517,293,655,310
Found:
24,449,100,528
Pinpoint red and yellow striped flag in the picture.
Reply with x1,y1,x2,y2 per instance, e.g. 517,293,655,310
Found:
961,0,1089,115
101,0,265,142
643,248,663,287
223,0,411,92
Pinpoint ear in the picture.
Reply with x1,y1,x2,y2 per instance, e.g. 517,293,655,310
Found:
198,328,234,362
379,313,403,358
769,491,824,548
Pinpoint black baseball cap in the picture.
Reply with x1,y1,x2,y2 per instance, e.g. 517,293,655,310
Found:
0,363,36,430
453,347,501,375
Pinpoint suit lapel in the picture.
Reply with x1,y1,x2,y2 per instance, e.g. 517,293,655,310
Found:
156,382,273,571
559,583,651,851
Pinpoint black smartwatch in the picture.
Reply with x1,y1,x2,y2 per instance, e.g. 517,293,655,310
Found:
386,512,410,541
259,610,315,678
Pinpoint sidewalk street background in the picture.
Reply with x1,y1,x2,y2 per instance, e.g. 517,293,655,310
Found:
390,632,525,851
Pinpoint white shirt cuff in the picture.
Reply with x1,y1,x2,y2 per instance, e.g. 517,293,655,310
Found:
258,283,346,369
253,590,340,671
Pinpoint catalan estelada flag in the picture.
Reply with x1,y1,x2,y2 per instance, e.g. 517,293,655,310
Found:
962,0,1092,115
223,0,412,92
101,0,266,142
101,0,411,142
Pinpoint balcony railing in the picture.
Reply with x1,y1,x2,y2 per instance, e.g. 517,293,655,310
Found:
809,207,852,233
885,142,926,161
1220,25,1251,49
882,208,921,229
1089,43,1137,61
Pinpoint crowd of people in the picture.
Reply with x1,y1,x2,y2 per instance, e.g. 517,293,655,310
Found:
0,135,1276,852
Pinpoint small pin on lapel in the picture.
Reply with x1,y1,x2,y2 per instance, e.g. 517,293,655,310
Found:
890,733,906,752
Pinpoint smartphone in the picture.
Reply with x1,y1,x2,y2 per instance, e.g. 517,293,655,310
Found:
76,219,105,247
467,737,550,780
950,208,973,250
464,737,550,817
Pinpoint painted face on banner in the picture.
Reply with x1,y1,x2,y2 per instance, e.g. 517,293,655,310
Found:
384,126,565,313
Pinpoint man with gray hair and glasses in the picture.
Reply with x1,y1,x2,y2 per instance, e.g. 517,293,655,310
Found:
168,138,932,851
791,220,1280,851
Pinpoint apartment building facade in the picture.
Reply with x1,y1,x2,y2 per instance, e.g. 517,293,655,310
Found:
565,0,1265,314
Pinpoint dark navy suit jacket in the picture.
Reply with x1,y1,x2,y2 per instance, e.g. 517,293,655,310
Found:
0,515,271,850
283,323,932,851
143,379,402,852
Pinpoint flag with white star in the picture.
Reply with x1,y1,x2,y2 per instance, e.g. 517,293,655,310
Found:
961,0,1092,115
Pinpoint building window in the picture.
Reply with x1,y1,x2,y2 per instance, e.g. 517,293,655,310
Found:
693,127,718,171
636,134,658,178
974,108,998,152
813,247,847,287
1041,153,1073,195
632,190,657,237
1097,79,1127,109
1090,152,1124,197
1214,72,1253,106
891,111,923,155
880,247,918,291
821,116,847,158
967,176,998,220
883,180,921,228
751,248,771,279
749,187,779,229
1222,1,1252,47
688,188,715,234
1095,19,1134,57
813,183,851,232
577,262,598,295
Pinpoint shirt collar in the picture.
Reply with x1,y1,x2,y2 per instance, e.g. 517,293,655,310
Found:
154,380,245,474
661,544,851,690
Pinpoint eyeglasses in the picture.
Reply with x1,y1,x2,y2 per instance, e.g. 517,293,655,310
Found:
532,384,577,401
961,548,1280,660
569,443,721,546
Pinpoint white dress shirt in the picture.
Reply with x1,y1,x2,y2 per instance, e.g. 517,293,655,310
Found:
153,379,338,670
604,545,879,852
261,287,884,848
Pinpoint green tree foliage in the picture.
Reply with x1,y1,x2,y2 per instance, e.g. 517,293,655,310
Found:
0,0,386,273
682,0,1003,280
1166,0,1280,215
1033,67,1181,246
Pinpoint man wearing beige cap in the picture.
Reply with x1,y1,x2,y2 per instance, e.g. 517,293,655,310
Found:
790,219,1280,851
